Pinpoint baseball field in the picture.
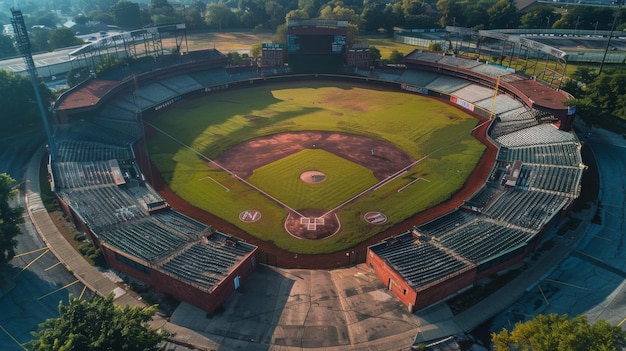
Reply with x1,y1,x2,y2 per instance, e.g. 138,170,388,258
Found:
146,81,485,254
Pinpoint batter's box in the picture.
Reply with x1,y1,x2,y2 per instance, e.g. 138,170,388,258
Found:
300,217,325,230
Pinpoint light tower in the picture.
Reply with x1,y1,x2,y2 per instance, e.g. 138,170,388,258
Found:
11,8,56,159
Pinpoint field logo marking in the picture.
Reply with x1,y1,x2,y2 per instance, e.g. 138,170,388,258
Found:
239,210,261,223
364,211,387,225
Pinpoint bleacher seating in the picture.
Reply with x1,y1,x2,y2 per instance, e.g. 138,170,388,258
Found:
436,219,533,263
135,83,177,104
98,103,137,121
438,55,482,70
370,232,473,289
98,218,191,262
190,68,233,87
424,75,470,93
464,186,500,210
160,74,203,94
416,210,476,238
152,209,211,240
453,84,495,103
474,94,522,116
397,70,440,87
55,140,133,163
159,234,255,291
482,189,569,230
495,124,577,147
469,63,513,78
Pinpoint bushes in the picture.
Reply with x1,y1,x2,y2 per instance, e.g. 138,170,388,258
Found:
78,241,105,267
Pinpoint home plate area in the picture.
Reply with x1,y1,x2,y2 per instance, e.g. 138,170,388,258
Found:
300,216,325,230
284,209,340,240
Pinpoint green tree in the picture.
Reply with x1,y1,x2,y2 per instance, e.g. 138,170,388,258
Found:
49,27,84,50
492,314,626,351
238,0,270,27
87,9,116,24
0,70,54,136
285,8,310,20
369,46,381,63
519,5,557,29
0,34,17,59
361,0,392,32
575,70,626,122
29,27,51,52
389,49,404,64
250,43,262,57
273,23,287,44
205,2,238,30
30,294,167,351
74,14,89,25
572,67,598,85
0,173,22,268
181,7,205,29
265,0,285,29
487,0,519,29
150,0,179,25
436,0,463,27
110,0,142,29
30,11,58,28
319,4,360,23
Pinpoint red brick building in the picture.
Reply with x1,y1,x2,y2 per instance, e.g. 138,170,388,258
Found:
261,43,286,68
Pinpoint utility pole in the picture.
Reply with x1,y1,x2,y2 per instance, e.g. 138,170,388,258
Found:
11,8,57,160
599,2,622,75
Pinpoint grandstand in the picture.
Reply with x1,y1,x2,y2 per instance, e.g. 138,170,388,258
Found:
49,51,259,313
49,38,581,315
365,52,581,313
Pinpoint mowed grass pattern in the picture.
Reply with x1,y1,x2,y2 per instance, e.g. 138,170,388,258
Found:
249,149,378,210
148,82,486,254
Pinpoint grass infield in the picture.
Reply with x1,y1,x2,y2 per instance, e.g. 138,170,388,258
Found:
148,82,485,254
248,149,378,210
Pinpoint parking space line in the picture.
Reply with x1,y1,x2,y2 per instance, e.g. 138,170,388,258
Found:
44,261,62,271
545,278,588,290
13,249,50,278
36,280,81,301
13,247,48,258
537,283,549,306
0,324,28,350
79,285,88,300
574,250,601,261
617,315,626,327
593,234,613,242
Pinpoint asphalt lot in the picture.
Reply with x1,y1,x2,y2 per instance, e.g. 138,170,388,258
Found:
0,133,93,351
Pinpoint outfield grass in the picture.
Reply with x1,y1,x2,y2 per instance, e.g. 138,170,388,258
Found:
148,82,485,254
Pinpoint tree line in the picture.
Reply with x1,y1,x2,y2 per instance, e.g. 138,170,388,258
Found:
2,0,625,59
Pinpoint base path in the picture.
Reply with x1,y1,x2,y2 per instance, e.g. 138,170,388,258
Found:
214,131,415,180
139,116,497,269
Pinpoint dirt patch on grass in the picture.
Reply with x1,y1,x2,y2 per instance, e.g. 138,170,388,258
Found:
162,30,273,53
214,131,415,180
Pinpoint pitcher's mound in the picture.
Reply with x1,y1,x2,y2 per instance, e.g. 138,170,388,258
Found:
300,171,326,184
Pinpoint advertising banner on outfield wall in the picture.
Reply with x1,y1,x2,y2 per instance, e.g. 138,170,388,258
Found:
450,96,474,111
401,83,429,95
